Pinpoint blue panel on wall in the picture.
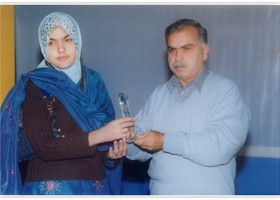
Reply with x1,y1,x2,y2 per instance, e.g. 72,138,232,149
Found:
235,156,279,195
121,156,280,195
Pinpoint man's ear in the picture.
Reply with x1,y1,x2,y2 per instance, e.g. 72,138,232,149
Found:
202,44,209,62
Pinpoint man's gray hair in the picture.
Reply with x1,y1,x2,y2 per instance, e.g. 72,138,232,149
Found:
165,19,208,44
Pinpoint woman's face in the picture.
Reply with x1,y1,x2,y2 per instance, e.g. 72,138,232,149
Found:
47,26,77,69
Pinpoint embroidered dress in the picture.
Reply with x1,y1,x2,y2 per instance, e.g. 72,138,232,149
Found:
23,180,109,195
1,66,121,195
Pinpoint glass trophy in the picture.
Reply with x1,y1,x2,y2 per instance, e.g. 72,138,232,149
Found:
119,92,131,117
119,92,143,143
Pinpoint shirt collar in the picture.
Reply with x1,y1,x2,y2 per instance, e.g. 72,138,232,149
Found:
167,67,209,92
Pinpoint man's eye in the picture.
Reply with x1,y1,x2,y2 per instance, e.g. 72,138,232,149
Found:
168,48,175,53
183,47,191,51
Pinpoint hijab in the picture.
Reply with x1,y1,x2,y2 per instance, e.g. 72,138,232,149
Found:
37,12,82,84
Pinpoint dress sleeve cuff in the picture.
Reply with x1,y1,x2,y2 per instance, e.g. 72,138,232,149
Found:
103,158,121,170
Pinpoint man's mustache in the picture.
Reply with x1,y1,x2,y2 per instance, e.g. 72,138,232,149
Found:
173,62,187,68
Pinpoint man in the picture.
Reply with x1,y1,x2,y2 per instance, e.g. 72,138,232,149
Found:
126,19,250,195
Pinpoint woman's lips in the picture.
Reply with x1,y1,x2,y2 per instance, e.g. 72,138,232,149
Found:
57,56,68,61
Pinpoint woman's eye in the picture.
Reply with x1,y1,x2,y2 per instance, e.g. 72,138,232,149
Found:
65,38,73,42
48,41,54,46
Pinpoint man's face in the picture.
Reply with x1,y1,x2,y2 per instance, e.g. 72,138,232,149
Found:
167,26,209,87
47,26,77,69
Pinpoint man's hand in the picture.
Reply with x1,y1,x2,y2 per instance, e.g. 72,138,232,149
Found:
133,130,164,152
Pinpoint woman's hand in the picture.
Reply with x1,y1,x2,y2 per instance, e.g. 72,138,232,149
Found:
107,139,128,159
88,117,134,146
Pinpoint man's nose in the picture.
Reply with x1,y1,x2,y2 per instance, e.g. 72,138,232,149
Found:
175,49,183,61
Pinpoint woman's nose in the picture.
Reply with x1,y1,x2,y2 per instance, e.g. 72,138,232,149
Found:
57,41,65,53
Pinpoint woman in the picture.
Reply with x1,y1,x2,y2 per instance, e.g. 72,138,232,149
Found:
1,12,133,195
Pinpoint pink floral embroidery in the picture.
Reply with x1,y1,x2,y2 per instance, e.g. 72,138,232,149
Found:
10,169,15,176
93,180,104,192
1,168,15,188
40,181,61,195
5,104,10,110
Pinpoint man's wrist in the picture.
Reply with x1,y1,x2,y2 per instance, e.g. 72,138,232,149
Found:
159,132,164,150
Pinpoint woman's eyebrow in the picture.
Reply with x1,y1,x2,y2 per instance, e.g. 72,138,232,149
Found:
64,34,71,39
49,34,71,41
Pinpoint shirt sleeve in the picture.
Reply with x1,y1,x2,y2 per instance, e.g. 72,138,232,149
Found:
163,80,250,166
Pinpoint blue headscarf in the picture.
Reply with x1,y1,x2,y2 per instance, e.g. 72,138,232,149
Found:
37,12,82,84
1,12,116,194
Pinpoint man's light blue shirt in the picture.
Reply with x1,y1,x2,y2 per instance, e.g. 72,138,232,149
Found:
127,68,250,195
